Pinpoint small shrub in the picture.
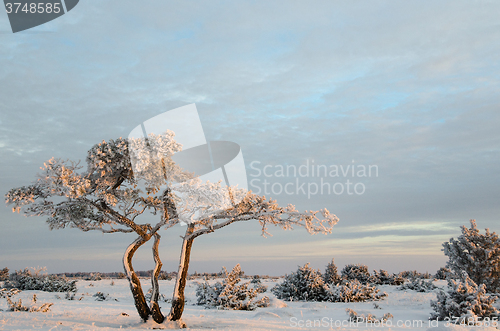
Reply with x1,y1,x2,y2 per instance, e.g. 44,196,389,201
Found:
5,293,53,312
430,274,498,323
196,264,269,310
328,279,387,303
93,292,111,301
346,308,393,323
250,277,267,293
272,263,328,301
371,269,404,285
341,264,371,284
86,273,102,281
399,278,437,292
0,267,9,281
5,268,76,293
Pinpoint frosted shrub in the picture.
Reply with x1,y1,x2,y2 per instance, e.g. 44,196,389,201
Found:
250,277,268,293
346,308,393,323
93,292,110,301
5,268,76,293
371,269,404,285
272,263,328,301
443,220,500,293
399,278,437,292
323,259,340,285
0,267,9,282
430,273,498,322
328,279,387,303
86,273,102,281
2,291,53,313
341,264,371,284
196,264,269,310
435,267,452,280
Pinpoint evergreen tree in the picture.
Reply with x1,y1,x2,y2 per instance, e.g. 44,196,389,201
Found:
430,272,498,322
341,264,371,284
443,220,500,293
323,259,340,285
272,263,328,301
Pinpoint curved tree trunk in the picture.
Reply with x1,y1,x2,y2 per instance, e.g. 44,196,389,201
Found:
167,224,195,323
150,233,165,323
123,235,151,322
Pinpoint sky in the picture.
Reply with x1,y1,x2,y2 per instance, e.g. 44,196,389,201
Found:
1,1,500,276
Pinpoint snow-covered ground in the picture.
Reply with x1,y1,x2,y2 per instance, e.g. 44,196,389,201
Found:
0,279,497,330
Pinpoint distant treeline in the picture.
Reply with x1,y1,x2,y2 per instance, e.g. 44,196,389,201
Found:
51,270,280,280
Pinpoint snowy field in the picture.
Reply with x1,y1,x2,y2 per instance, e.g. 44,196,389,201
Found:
0,279,498,331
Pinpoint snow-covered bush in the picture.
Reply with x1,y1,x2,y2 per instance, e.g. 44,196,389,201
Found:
250,277,268,293
435,267,452,280
0,267,9,281
346,308,393,323
430,273,499,322
323,259,340,285
93,292,110,301
272,263,328,301
86,272,102,281
399,278,437,292
371,269,404,285
328,279,387,303
4,292,53,313
341,264,371,284
399,270,431,280
443,220,500,293
4,268,76,293
196,264,269,310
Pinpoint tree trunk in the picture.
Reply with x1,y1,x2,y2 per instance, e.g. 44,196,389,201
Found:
167,224,195,323
150,233,165,323
123,235,151,322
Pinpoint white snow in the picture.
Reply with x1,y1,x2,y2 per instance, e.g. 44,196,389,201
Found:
0,279,498,330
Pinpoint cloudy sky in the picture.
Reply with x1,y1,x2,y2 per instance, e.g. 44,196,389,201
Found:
1,1,499,276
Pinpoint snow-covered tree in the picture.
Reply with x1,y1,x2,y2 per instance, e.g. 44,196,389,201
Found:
443,220,500,293
272,263,329,301
196,264,269,310
430,273,498,323
323,259,340,285
341,264,371,284
5,132,338,326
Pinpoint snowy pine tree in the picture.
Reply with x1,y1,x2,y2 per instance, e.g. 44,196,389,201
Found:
341,264,371,284
272,263,328,301
443,220,500,293
323,259,340,285
430,272,499,323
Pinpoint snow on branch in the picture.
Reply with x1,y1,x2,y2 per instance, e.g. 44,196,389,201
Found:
187,192,339,239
